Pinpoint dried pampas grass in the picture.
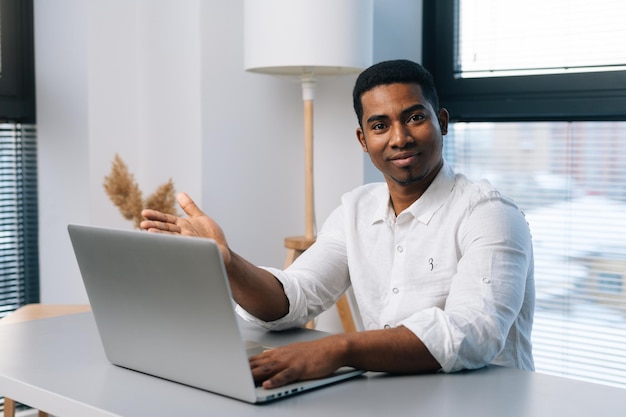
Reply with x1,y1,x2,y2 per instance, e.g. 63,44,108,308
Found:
103,154,178,228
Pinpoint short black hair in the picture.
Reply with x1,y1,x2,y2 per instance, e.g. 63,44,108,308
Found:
352,59,440,126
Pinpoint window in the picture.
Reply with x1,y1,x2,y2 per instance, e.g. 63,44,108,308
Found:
425,0,626,388
0,0,38,412
455,0,626,78
423,0,626,121
0,0,38,317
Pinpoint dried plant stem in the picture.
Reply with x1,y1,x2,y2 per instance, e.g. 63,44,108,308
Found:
103,154,178,228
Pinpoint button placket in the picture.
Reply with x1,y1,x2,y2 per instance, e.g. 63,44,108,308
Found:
381,214,410,330
391,240,405,298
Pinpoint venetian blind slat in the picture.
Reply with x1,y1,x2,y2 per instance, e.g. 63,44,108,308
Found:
0,123,39,318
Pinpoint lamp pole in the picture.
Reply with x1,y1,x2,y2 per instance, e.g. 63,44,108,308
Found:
301,74,315,240
283,73,317,269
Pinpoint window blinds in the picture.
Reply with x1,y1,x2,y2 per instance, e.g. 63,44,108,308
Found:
444,121,626,388
456,0,626,78
0,123,39,317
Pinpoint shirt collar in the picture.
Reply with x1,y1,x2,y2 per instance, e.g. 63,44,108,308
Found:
371,160,456,226
371,187,392,225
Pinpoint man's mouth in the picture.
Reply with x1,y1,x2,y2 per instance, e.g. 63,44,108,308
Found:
390,152,418,167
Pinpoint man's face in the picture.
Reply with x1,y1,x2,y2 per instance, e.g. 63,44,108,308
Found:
356,83,448,190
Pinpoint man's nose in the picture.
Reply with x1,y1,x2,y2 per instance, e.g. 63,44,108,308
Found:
389,123,414,148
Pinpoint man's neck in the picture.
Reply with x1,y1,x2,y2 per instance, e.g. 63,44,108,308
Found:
387,163,443,216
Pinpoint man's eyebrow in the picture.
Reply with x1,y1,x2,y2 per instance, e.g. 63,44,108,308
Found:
365,114,388,124
402,103,428,116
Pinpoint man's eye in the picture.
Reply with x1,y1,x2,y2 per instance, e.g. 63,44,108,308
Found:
408,114,425,123
372,123,386,130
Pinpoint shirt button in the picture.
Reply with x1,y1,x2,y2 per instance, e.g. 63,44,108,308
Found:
482,277,491,284
384,324,391,329
396,245,404,253
392,287,399,294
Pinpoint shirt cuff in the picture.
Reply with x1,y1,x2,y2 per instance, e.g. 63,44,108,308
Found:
399,307,465,373
235,266,308,331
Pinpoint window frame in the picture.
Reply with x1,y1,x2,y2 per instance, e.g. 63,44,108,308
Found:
422,0,626,122
0,0,36,123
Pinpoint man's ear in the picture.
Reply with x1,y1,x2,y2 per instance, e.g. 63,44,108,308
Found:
356,127,368,152
438,108,450,135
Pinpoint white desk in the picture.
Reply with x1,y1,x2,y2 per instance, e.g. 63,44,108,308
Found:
0,312,624,417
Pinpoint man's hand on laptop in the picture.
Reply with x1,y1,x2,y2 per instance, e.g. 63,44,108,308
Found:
141,192,232,264
249,325,441,389
249,336,347,389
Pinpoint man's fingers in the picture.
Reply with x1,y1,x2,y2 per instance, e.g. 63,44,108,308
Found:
176,192,206,218
250,351,306,389
141,209,176,223
140,218,181,233
262,368,299,389
251,359,298,389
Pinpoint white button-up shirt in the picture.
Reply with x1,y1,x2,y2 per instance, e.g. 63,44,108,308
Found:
238,162,535,372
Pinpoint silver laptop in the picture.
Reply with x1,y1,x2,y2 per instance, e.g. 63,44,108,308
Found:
67,224,363,403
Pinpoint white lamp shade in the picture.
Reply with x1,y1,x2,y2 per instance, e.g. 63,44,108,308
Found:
244,0,373,75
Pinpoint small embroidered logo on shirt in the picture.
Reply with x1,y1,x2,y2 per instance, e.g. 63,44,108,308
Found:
429,258,434,271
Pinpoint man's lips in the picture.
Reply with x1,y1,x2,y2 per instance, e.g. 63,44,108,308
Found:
389,152,419,167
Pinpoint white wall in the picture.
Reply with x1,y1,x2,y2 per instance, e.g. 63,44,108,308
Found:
35,0,204,303
34,0,422,331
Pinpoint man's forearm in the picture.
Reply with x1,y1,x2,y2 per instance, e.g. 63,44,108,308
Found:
226,251,289,322
337,325,441,374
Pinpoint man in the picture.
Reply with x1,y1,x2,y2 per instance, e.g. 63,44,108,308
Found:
141,59,535,389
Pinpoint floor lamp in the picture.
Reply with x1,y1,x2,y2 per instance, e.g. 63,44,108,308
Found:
243,0,373,264
243,0,372,332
